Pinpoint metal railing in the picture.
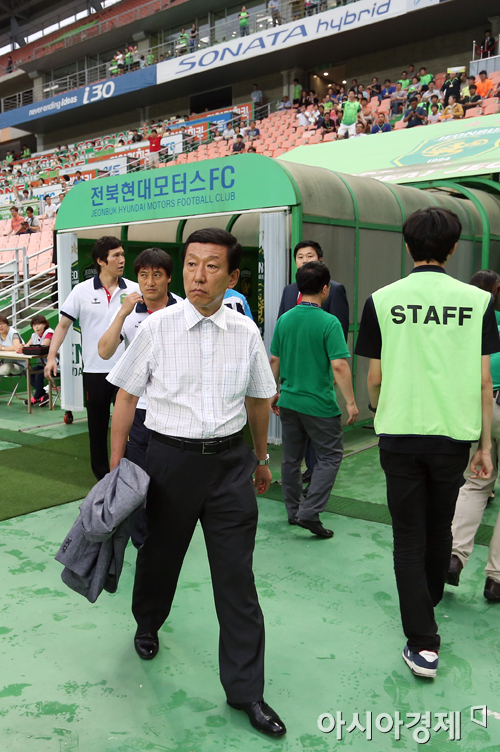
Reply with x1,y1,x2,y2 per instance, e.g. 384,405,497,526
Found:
1,0,361,112
0,246,56,330
471,40,499,62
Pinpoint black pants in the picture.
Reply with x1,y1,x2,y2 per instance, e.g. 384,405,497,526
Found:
132,435,265,704
83,372,118,481
380,448,469,652
124,408,151,548
31,366,45,400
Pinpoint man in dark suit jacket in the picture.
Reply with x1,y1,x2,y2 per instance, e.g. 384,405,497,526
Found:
278,241,349,339
277,240,350,482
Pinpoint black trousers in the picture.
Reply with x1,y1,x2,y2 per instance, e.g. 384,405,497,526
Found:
124,408,151,548
380,447,469,652
83,372,118,481
132,435,265,704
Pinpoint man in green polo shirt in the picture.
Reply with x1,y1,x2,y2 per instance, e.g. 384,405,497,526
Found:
418,67,434,91
397,71,410,89
270,262,358,538
355,207,499,679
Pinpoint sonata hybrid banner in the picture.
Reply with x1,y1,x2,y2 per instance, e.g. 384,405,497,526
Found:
157,0,407,84
0,66,157,130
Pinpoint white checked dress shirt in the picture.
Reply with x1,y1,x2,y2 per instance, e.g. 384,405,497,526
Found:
107,298,276,439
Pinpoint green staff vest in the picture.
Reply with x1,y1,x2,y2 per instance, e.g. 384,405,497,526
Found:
372,270,491,442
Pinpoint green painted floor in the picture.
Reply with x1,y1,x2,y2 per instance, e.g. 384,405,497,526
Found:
1,491,500,750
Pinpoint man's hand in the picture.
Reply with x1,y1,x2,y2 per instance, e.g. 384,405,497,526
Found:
254,465,272,495
44,356,57,380
470,448,493,480
121,291,143,316
346,401,359,425
269,393,280,416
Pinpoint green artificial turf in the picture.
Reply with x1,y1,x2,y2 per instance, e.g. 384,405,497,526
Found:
0,431,95,521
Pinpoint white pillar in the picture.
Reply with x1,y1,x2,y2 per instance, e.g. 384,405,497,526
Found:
57,232,84,412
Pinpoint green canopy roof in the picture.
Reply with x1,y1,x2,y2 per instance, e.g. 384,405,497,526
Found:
279,114,500,184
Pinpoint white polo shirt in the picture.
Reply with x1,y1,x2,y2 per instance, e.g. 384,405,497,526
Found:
61,275,139,373
112,291,183,409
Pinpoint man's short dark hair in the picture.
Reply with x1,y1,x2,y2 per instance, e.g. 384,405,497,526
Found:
296,261,330,295
26,206,33,213
403,207,461,263
92,236,122,270
134,247,173,278
44,194,51,200
63,174,70,181
182,228,242,274
410,97,418,103
294,240,323,260
480,69,487,76
470,84,477,91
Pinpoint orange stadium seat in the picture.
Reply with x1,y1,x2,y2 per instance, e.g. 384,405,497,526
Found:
465,107,483,118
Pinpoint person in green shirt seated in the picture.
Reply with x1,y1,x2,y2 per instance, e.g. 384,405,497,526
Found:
419,67,434,91
270,261,358,538
21,145,31,159
239,5,249,36
397,71,410,90
177,29,189,56
4,151,13,165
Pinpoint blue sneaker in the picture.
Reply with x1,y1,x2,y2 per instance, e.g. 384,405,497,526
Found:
402,644,438,678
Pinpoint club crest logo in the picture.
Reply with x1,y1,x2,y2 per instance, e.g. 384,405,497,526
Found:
392,126,500,167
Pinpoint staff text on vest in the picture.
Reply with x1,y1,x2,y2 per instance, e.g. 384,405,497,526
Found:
390,305,473,326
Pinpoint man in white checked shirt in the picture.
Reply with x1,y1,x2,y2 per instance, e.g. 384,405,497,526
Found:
107,228,286,738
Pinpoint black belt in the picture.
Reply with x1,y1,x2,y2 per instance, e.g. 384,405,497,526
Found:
152,430,243,455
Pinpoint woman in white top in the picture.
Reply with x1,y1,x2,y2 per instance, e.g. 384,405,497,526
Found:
0,315,25,379
19,314,53,405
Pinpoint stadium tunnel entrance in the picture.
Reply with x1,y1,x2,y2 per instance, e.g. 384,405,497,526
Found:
54,155,500,440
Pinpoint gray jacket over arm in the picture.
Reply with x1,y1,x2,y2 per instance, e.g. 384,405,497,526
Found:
55,458,150,603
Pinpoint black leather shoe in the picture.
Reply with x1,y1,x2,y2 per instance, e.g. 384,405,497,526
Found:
288,518,298,525
296,518,334,538
484,577,500,601
134,630,159,660
228,700,286,737
447,554,463,587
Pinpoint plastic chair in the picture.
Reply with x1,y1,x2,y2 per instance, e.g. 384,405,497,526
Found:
394,119,406,130
482,98,499,115
465,107,482,118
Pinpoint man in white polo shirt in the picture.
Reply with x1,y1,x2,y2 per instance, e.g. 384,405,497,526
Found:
45,236,139,480
98,247,182,546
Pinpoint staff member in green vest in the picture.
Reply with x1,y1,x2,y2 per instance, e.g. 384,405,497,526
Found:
239,6,250,36
355,207,499,680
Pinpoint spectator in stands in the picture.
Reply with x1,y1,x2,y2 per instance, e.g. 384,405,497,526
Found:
132,44,140,70
425,94,443,117
129,128,142,143
25,206,40,231
337,90,365,139
39,195,58,220
247,146,257,153
239,6,250,36
6,56,13,74
442,71,461,106
115,50,124,74
357,84,369,101
476,70,494,99
427,102,441,124
3,205,23,236
15,220,36,236
177,29,189,55
352,122,367,138
381,79,396,101
72,171,85,185
407,64,415,78
297,105,310,128
360,99,372,131
322,95,333,113
478,29,497,59
212,128,224,142
307,89,317,106
398,71,410,90
0,315,24,381
403,97,427,127
21,145,31,159
422,80,442,105
232,135,245,154
269,0,282,25
251,83,263,115
390,82,408,116
462,84,482,112
439,94,464,121
320,112,336,136
4,151,13,165
246,121,260,141
367,76,382,100
298,90,309,108
351,79,359,93
371,113,391,134
279,95,292,110
142,122,166,167
419,67,434,91
408,76,422,96
189,24,198,52
223,123,236,140
125,47,134,72
461,75,476,99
